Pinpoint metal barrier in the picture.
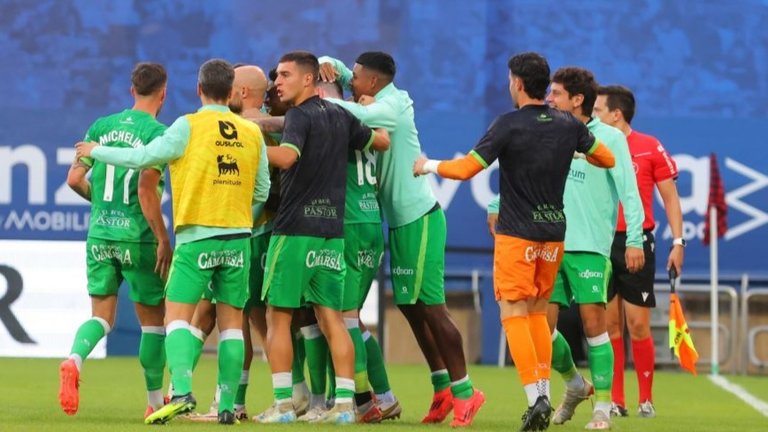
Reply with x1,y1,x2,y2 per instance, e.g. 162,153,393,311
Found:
741,288,768,371
651,284,738,372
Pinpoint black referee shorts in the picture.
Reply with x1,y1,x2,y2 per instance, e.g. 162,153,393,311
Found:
608,230,656,307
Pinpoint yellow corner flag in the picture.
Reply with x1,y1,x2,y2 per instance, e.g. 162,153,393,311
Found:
668,280,699,374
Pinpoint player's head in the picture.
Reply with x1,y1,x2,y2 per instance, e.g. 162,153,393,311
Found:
197,58,235,104
316,79,343,100
276,51,320,105
130,62,167,115
595,85,636,126
229,64,267,114
507,52,550,107
547,67,598,118
265,67,290,116
351,51,395,102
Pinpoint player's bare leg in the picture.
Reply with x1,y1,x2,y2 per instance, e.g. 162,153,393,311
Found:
255,306,297,423
313,305,356,424
398,303,459,424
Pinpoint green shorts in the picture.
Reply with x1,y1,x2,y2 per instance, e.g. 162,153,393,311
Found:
263,235,346,310
86,238,164,306
341,223,384,311
245,231,272,310
165,236,251,308
389,206,446,305
550,252,612,308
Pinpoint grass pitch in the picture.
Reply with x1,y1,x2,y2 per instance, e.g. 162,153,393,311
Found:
1,357,765,431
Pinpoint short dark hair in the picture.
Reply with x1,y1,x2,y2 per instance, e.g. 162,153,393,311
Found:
131,63,167,96
268,67,278,82
317,79,343,98
198,58,235,101
355,51,396,79
507,52,550,100
233,63,246,69
598,85,636,124
552,67,598,117
278,51,319,81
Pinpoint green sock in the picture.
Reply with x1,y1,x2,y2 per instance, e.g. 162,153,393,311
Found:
334,377,355,402
431,369,451,392
292,331,306,384
139,329,166,393
450,376,475,400
218,335,245,413
326,352,336,400
363,331,391,394
552,330,578,380
69,318,108,362
235,370,249,406
272,372,293,401
190,327,205,371
165,325,195,396
346,322,370,393
302,325,328,396
588,335,614,403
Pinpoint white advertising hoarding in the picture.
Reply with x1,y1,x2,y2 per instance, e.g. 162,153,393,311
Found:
0,240,106,358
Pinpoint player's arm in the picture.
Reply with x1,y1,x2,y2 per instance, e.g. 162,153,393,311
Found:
416,116,503,180
486,194,500,237
267,145,299,170
254,139,271,204
607,135,645,272
414,151,485,180
66,157,92,201
268,108,308,170
369,128,390,152
324,96,398,131
318,56,353,90
138,168,172,280
251,116,285,134
75,116,190,169
658,178,684,274
250,139,272,223
584,140,616,168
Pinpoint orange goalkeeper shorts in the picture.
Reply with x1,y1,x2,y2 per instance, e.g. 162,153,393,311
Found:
493,234,564,302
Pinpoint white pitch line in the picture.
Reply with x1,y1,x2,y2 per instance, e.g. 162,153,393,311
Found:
709,374,768,417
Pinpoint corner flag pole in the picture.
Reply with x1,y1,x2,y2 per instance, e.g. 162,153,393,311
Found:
709,205,719,376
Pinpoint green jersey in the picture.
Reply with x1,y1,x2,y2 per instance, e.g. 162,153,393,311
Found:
562,118,643,256
82,109,166,243
319,56,437,228
345,148,381,224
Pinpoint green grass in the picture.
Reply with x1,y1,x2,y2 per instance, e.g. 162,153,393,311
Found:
723,374,768,402
1,357,766,431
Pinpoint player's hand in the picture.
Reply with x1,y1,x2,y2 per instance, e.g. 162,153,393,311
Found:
625,246,645,273
155,240,172,281
75,141,98,159
319,62,338,82
358,95,376,106
487,213,498,237
667,245,684,276
413,155,428,177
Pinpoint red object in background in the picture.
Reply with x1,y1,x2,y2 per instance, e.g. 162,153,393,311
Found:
703,153,727,245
